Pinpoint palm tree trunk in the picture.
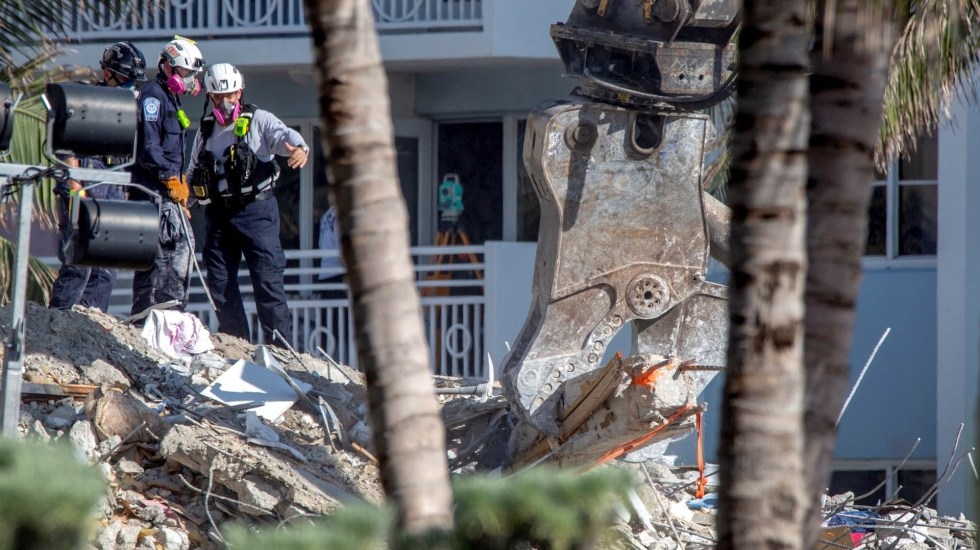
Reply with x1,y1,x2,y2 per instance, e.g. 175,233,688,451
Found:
302,0,454,534
716,1,809,548
804,1,897,545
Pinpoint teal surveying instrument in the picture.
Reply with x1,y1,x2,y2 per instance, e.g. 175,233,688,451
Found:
425,173,482,297
438,172,464,224
435,172,467,240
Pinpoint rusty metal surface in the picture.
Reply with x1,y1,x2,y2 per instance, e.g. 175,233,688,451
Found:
553,354,702,467
510,353,720,468
502,97,729,437
551,0,739,112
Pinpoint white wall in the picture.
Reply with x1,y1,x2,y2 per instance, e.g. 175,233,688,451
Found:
414,64,571,116
228,70,417,120
382,0,572,62
484,241,536,367
937,91,980,517
487,0,574,58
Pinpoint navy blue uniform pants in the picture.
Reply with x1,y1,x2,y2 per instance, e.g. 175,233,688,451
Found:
203,196,291,346
49,196,116,312
131,200,195,317
49,264,117,311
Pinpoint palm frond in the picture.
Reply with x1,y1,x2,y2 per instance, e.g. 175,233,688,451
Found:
0,1,152,306
0,1,65,78
0,91,61,303
0,236,56,306
26,252,56,306
3,95,59,230
878,0,980,167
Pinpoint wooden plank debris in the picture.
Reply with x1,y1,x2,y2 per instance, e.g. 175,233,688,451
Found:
21,382,98,402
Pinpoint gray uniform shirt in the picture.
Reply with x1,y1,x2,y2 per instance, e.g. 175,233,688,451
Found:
186,107,307,194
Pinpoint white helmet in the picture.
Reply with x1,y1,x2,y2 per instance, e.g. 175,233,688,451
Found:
204,63,244,94
160,36,204,71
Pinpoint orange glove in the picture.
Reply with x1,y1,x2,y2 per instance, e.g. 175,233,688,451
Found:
163,175,189,206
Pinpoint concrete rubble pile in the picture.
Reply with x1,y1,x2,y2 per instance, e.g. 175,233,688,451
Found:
611,465,978,550
437,382,979,550
0,303,975,549
2,302,383,550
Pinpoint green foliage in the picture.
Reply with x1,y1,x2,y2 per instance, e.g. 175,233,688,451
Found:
225,467,633,550
224,502,391,550
442,467,632,550
0,238,57,306
0,439,104,550
878,0,980,167
7,94,58,228
0,93,58,305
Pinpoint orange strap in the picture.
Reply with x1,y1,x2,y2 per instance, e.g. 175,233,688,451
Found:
631,365,666,387
695,410,707,498
590,404,693,468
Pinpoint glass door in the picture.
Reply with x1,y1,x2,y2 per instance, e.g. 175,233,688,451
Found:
435,121,503,245
394,118,433,246
257,119,431,261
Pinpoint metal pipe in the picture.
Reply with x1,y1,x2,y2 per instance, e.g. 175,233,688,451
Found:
0,176,34,436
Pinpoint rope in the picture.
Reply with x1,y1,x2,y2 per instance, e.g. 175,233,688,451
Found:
695,410,707,498
589,357,709,489
1,166,70,201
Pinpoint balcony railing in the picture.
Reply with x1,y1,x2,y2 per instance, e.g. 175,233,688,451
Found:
65,0,483,41
44,244,488,379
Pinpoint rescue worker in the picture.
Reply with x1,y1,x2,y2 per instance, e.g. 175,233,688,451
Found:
130,36,205,320
49,41,147,312
186,63,309,345
317,205,344,288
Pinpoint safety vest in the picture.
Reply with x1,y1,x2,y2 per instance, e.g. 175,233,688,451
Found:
190,104,280,206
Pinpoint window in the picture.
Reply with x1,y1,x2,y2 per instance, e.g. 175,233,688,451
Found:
271,123,422,254
829,464,937,507
436,121,503,244
273,125,313,250
866,135,938,259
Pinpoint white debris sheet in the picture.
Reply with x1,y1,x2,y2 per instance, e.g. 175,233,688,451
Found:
140,310,215,360
199,359,313,421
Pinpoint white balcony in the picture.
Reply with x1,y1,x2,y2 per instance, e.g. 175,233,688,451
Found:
56,0,567,69
66,0,483,40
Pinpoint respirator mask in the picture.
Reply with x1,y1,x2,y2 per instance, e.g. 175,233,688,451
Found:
212,96,241,126
166,70,201,96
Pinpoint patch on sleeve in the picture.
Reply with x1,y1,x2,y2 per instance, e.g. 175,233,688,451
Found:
143,97,161,122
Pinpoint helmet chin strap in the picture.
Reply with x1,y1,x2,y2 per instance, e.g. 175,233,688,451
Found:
213,102,241,126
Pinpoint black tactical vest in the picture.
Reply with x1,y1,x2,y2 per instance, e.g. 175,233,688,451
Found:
190,104,280,205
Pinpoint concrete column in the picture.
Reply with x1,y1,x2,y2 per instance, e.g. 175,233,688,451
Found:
936,90,980,516
484,241,537,370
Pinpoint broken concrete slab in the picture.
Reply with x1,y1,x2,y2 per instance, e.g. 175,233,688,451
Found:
85,389,167,443
158,423,376,517
83,359,133,389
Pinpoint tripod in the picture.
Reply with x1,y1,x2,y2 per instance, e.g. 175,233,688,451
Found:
424,216,484,374
423,217,483,298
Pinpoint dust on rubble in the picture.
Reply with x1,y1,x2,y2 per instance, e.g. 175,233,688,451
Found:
0,301,384,550
2,303,974,550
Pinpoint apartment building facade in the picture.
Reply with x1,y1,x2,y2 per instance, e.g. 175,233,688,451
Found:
48,0,975,515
